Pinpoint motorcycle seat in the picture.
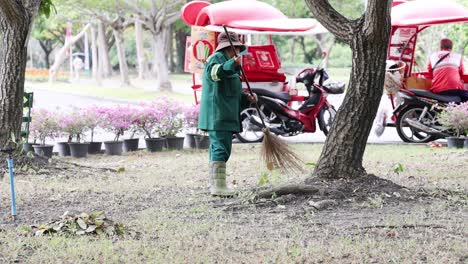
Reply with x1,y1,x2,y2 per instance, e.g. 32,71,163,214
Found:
408,89,461,103
251,88,291,102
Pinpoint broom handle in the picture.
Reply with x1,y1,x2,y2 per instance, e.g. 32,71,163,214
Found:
222,25,267,129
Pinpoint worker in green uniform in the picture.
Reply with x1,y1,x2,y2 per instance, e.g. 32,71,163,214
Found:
198,31,257,197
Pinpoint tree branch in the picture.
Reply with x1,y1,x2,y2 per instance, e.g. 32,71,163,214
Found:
305,0,353,44
363,0,392,41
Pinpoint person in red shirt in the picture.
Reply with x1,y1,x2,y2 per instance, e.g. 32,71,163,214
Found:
427,38,467,102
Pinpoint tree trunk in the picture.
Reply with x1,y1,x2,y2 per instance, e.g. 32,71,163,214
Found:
49,24,91,83
0,1,39,147
135,19,149,79
98,21,112,78
38,39,53,69
112,29,130,86
151,29,172,91
175,30,188,73
304,0,392,180
90,24,102,85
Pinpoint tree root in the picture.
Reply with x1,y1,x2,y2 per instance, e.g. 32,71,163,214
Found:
256,184,320,199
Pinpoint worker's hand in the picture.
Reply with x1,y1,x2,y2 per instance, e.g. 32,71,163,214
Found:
247,93,258,103
234,55,242,66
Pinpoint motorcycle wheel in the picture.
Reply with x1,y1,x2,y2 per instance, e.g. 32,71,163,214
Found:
235,107,265,143
318,105,337,136
395,105,438,143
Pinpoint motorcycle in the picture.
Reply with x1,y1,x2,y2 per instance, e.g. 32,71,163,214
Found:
393,88,463,143
235,68,346,143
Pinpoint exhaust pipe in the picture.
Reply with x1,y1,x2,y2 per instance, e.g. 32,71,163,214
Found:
249,116,287,135
404,118,450,137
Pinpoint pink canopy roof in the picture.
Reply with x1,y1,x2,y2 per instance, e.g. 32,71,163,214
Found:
392,0,468,27
181,0,317,32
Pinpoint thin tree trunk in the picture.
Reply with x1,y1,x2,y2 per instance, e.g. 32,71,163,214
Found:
135,19,149,79
152,29,172,91
49,24,91,83
0,7,34,147
113,28,130,86
303,0,392,180
90,24,102,85
98,21,112,78
290,37,297,64
175,30,188,73
38,39,52,69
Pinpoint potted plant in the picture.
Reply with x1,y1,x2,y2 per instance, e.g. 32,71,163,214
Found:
83,106,104,154
56,111,75,156
437,102,468,148
30,108,58,158
101,106,130,155
120,105,140,152
136,100,166,152
183,104,200,149
183,104,209,149
158,98,186,150
63,109,90,158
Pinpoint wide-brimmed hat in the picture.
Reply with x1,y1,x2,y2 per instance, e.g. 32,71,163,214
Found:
215,32,246,53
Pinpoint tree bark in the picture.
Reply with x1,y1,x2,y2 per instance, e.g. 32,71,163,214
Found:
151,28,172,91
0,0,40,147
175,30,188,73
304,0,392,180
98,20,112,78
135,19,149,79
112,28,130,86
49,24,91,83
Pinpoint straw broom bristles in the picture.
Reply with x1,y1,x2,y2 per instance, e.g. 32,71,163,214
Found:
261,128,305,173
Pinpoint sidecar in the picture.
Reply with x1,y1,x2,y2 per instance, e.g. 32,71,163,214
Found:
180,0,328,104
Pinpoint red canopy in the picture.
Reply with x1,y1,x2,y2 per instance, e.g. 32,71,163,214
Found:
181,0,317,32
392,0,468,27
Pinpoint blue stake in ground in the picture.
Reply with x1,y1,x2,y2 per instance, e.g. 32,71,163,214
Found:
1,148,17,220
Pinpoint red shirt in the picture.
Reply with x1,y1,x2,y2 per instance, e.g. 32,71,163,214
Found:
427,51,465,93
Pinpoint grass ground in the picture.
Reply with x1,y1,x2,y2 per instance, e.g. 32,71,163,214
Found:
0,143,466,263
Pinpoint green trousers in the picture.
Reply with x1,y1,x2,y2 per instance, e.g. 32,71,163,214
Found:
208,130,233,162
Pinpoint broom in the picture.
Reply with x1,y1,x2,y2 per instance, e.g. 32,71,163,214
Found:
222,25,304,173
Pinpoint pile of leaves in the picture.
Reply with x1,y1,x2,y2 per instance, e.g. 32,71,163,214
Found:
23,211,125,237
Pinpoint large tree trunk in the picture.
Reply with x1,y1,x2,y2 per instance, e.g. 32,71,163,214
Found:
98,21,112,78
304,0,392,180
0,1,40,147
49,24,91,83
112,29,130,86
135,19,149,79
151,29,172,91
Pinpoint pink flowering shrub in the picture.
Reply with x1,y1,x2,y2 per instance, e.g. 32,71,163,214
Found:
83,106,104,142
30,108,59,145
135,99,166,138
437,102,468,137
157,97,186,137
100,106,133,141
57,108,88,142
184,104,200,128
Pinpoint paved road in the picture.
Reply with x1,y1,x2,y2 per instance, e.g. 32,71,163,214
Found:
30,86,404,145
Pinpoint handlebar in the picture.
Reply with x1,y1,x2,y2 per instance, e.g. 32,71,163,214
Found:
295,68,328,94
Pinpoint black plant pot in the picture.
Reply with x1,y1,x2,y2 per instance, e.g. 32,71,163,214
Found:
446,136,465,149
57,142,71,156
145,138,166,152
166,137,184,150
185,134,197,148
104,141,123,155
123,138,140,152
33,144,54,158
87,142,103,154
69,143,89,158
194,135,210,149
23,142,39,153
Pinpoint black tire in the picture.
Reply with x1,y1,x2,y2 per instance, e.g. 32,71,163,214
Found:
318,105,337,136
235,107,265,143
395,105,438,143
